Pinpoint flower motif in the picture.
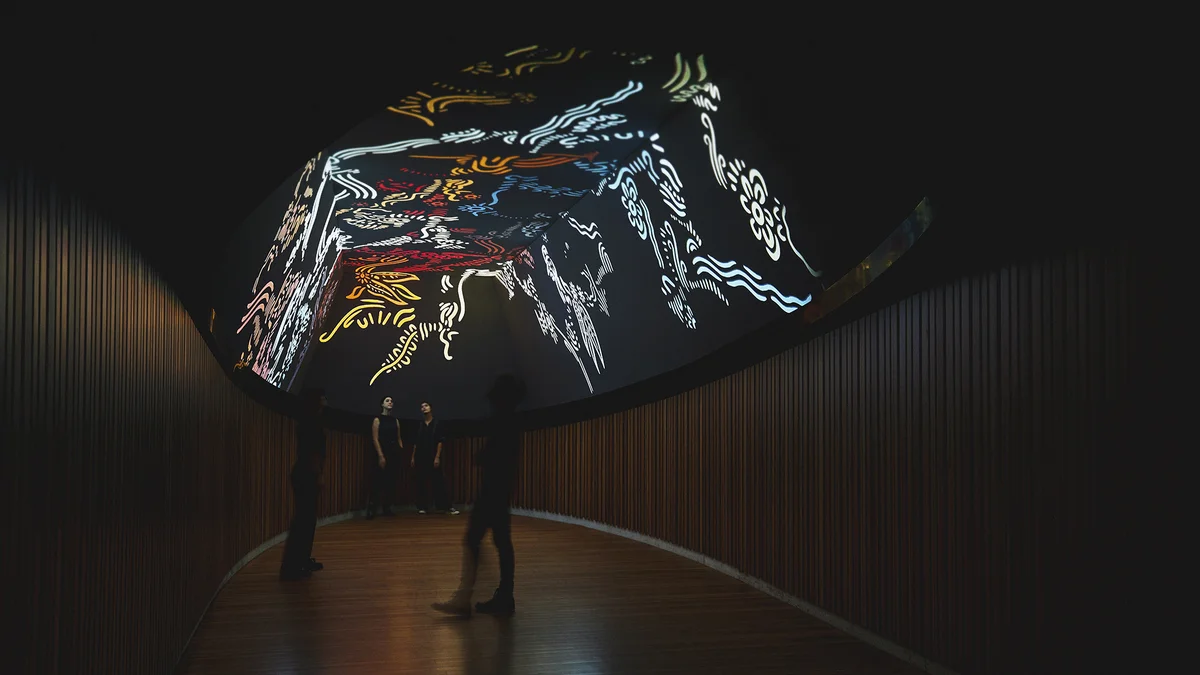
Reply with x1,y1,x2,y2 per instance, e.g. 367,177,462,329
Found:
725,158,745,192
738,168,782,261
620,177,653,241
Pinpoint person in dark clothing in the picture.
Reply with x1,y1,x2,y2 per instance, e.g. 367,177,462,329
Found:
433,374,525,617
410,401,459,515
366,395,404,519
280,388,327,581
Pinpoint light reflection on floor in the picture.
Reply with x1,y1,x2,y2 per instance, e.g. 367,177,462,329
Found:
179,514,923,675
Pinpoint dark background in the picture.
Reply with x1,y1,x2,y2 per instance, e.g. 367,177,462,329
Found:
1,24,969,434
4,18,1181,675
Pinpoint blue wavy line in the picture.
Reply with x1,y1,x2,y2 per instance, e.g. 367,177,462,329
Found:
692,255,811,313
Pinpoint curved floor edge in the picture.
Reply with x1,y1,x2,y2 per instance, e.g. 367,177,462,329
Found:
512,507,959,675
174,506,960,675
173,509,363,673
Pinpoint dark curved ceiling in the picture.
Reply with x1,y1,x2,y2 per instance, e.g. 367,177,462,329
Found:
2,22,1140,428
3,27,947,316
209,38,950,419
7,25,1017,423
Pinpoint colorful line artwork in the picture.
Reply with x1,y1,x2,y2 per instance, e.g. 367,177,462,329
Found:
694,83,822,275
233,46,929,405
408,151,599,175
388,89,536,127
368,267,506,385
461,46,590,79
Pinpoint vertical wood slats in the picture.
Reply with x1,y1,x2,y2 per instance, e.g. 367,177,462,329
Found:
2,162,1137,675
515,246,1133,675
1,169,369,674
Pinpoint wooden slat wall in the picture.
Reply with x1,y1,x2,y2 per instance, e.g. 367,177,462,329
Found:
1,160,1139,674
376,436,486,510
444,436,487,508
517,246,1135,675
1,168,369,674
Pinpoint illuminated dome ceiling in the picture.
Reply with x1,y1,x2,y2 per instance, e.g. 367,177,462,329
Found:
301,49,681,275
220,45,935,419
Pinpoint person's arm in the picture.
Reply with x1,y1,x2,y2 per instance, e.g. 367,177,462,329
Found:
371,418,386,468
434,424,445,467
395,420,404,452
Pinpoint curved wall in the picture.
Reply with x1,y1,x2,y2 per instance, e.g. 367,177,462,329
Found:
507,245,1137,675
3,161,1143,675
1,167,369,674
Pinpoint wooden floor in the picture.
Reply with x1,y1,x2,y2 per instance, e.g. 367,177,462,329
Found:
178,513,922,675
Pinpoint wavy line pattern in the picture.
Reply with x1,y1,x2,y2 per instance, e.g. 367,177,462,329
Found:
567,217,601,239
239,48,905,402
520,81,643,147
331,171,377,200
692,255,811,313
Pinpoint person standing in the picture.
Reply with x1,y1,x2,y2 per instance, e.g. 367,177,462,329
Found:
410,401,459,515
433,374,525,616
366,395,404,519
280,388,327,581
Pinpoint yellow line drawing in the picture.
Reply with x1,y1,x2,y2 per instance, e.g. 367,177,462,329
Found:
409,151,598,175
387,91,533,126
318,258,422,343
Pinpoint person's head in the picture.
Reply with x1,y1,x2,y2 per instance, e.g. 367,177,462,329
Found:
420,401,432,416
487,373,526,413
301,387,327,414
379,395,394,413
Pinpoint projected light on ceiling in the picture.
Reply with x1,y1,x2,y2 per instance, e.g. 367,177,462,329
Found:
223,46,934,417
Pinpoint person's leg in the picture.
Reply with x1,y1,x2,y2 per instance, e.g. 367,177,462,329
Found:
413,459,430,512
432,506,489,615
476,505,515,615
299,477,319,563
280,475,304,574
280,472,317,578
460,508,488,592
494,507,514,595
431,465,455,513
381,454,397,515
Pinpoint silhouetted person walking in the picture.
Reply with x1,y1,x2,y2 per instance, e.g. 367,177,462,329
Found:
433,374,525,617
280,388,327,580
410,401,459,515
367,395,404,519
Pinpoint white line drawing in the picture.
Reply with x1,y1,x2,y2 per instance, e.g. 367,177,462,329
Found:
236,51,830,397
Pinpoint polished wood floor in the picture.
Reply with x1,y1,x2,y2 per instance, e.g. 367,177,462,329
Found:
178,513,922,675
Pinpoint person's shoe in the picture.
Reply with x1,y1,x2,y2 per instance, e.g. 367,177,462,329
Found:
447,507,461,515
417,509,427,515
365,509,376,520
432,590,473,617
279,566,311,581
305,557,324,571
475,589,515,617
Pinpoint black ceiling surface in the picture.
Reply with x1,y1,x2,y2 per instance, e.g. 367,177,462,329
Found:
2,23,956,319
0,19,1152,434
